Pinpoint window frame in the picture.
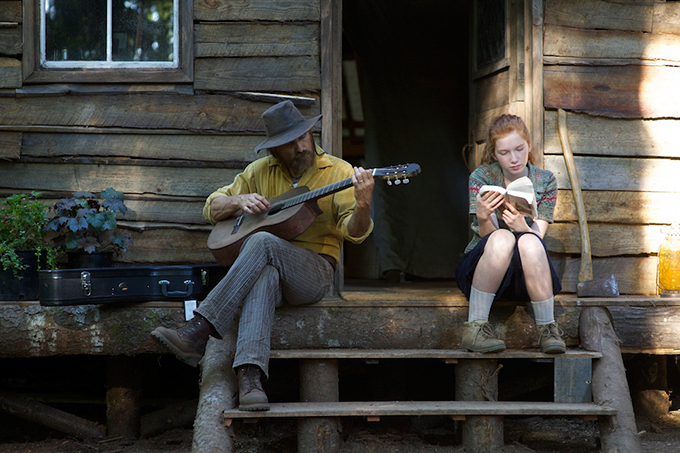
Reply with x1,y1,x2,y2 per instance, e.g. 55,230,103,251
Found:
23,0,193,83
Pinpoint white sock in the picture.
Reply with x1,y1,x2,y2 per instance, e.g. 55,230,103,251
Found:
468,287,495,322
532,297,555,325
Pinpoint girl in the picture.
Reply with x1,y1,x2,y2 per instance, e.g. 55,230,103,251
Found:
455,114,565,354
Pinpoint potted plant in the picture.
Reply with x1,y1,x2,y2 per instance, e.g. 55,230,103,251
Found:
46,187,133,268
0,191,58,300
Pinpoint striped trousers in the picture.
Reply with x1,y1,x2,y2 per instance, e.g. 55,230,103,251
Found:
195,232,334,378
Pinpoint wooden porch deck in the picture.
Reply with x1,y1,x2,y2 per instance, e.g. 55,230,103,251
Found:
0,280,679,358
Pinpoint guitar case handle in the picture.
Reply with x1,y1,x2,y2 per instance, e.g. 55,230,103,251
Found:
158,279,195,298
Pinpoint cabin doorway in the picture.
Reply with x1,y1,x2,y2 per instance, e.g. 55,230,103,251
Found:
342,0,472,281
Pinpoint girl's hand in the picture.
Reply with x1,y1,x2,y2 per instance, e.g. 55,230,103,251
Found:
501,201,530,232
476,191,505,221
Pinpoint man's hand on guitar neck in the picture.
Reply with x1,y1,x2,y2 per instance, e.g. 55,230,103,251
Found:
210,194,271,221
347,166,374,238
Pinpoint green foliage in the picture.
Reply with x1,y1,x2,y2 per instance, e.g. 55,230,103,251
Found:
46,188,133,256
0,192,58,277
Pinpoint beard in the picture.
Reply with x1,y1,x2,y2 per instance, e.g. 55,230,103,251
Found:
286,147,315,178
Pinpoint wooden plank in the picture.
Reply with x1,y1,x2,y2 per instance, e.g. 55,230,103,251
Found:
529,0,544,169
554,190,680,224
194,57,321,93
544,24,680,63
552,256,658,296
474,70,510,114
20,133,261,163
194,0,320,22
653,2,680,36
0,2,21,22
121,199,208,225
195,23,319,58
544,65,680,119
544,0,653,32
545,223,663,256
0,162,240,197
0,24,21,55
320,0,342,158
0,131,20,160
544,111,680,158
610,305,680,354
0,94,320,132
545,155,680,192
554,357,592,404
270,349,601,360
0,57,20,88
120,228,214,264
222,401,617,418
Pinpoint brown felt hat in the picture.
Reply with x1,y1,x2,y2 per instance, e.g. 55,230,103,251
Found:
254,100,322,153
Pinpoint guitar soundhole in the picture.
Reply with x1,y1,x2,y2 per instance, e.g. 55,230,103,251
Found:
268,205,282,216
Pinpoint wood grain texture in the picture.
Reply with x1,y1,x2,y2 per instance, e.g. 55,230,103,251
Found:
545,223,664,256
0,1,21,22
545,155,680,192
194,57,321,93
544,0,653,32
194,0,320,22
195,23,319,58
544,111,680,158
0,57,20,88
653,2,680,36
20,132,261,163
544,24,680,62
0,94,320,132
551,255,657,295
544,65,680,119
0,132,21,160
0,162,240,197
0,25,21,55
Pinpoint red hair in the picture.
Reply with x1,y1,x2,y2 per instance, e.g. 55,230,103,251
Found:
481,114,534,165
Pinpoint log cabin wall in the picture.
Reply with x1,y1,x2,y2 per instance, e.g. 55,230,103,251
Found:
0,0,323,266
542,0,680,295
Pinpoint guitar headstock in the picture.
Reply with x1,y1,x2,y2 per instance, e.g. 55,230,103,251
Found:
373,163,421,186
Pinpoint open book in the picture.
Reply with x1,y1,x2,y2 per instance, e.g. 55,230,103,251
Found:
479,176,538,219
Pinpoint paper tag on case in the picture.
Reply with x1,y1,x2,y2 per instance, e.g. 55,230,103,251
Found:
184,300,197,321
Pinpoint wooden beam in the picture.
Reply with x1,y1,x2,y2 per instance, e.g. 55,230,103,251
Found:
194,0,320,22
320,0,341,157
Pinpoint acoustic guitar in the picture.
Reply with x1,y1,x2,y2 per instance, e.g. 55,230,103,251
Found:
207,163,421,266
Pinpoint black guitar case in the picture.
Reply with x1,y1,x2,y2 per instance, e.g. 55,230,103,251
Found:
39,264,229,306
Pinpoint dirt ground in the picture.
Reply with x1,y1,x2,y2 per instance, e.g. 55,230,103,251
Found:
2,412,680,453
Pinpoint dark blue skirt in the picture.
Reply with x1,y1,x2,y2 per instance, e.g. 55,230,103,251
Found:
455,231,562,302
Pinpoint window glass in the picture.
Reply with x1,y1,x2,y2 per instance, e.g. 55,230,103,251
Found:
45,0,106,62
43,0,175,66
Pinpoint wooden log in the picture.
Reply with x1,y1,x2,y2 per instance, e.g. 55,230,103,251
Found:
106,356,142,439
455,359,504,451
0,390,106,439
140,399,198,438
579,307,642,453
544,0,653,32
195,23,319,58
194,57,321,93
192,331,237,453
298,359,340,453
544,65,680,119
194,0,320,22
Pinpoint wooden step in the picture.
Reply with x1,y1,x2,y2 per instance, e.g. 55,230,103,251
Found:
270,348,602,360
223,401,617,419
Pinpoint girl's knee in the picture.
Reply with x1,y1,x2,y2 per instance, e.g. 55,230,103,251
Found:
517,234,546,259
487,229,515,254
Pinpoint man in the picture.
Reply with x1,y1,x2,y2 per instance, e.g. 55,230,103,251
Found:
151,100,375,411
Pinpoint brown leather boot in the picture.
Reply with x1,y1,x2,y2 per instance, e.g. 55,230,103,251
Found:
150,314,216,367
237,365,270,411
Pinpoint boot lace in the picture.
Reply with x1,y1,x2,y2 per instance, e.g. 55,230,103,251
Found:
478,322,500,340
539,323,564,341
240,366,262,394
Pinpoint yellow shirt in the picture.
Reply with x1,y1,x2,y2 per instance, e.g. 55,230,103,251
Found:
203,145,373,262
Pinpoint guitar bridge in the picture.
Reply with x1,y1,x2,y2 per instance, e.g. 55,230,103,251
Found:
231,214,244,235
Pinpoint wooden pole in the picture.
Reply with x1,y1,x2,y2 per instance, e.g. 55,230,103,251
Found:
106,355,142,439
455,359,504,451
0,390,105,439
192,328,237,453
298,359,340,453
579,307,642,453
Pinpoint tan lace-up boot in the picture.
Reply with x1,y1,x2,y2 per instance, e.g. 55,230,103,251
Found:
537,323,566,354
461,320,506,353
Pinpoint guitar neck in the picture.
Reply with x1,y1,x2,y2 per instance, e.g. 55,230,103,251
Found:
278,177,356,210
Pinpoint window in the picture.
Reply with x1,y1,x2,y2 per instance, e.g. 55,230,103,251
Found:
24,0,192,83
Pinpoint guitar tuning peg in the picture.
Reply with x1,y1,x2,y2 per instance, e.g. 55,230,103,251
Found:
387,180,393,186
403,178,410,184
394,179,401,185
